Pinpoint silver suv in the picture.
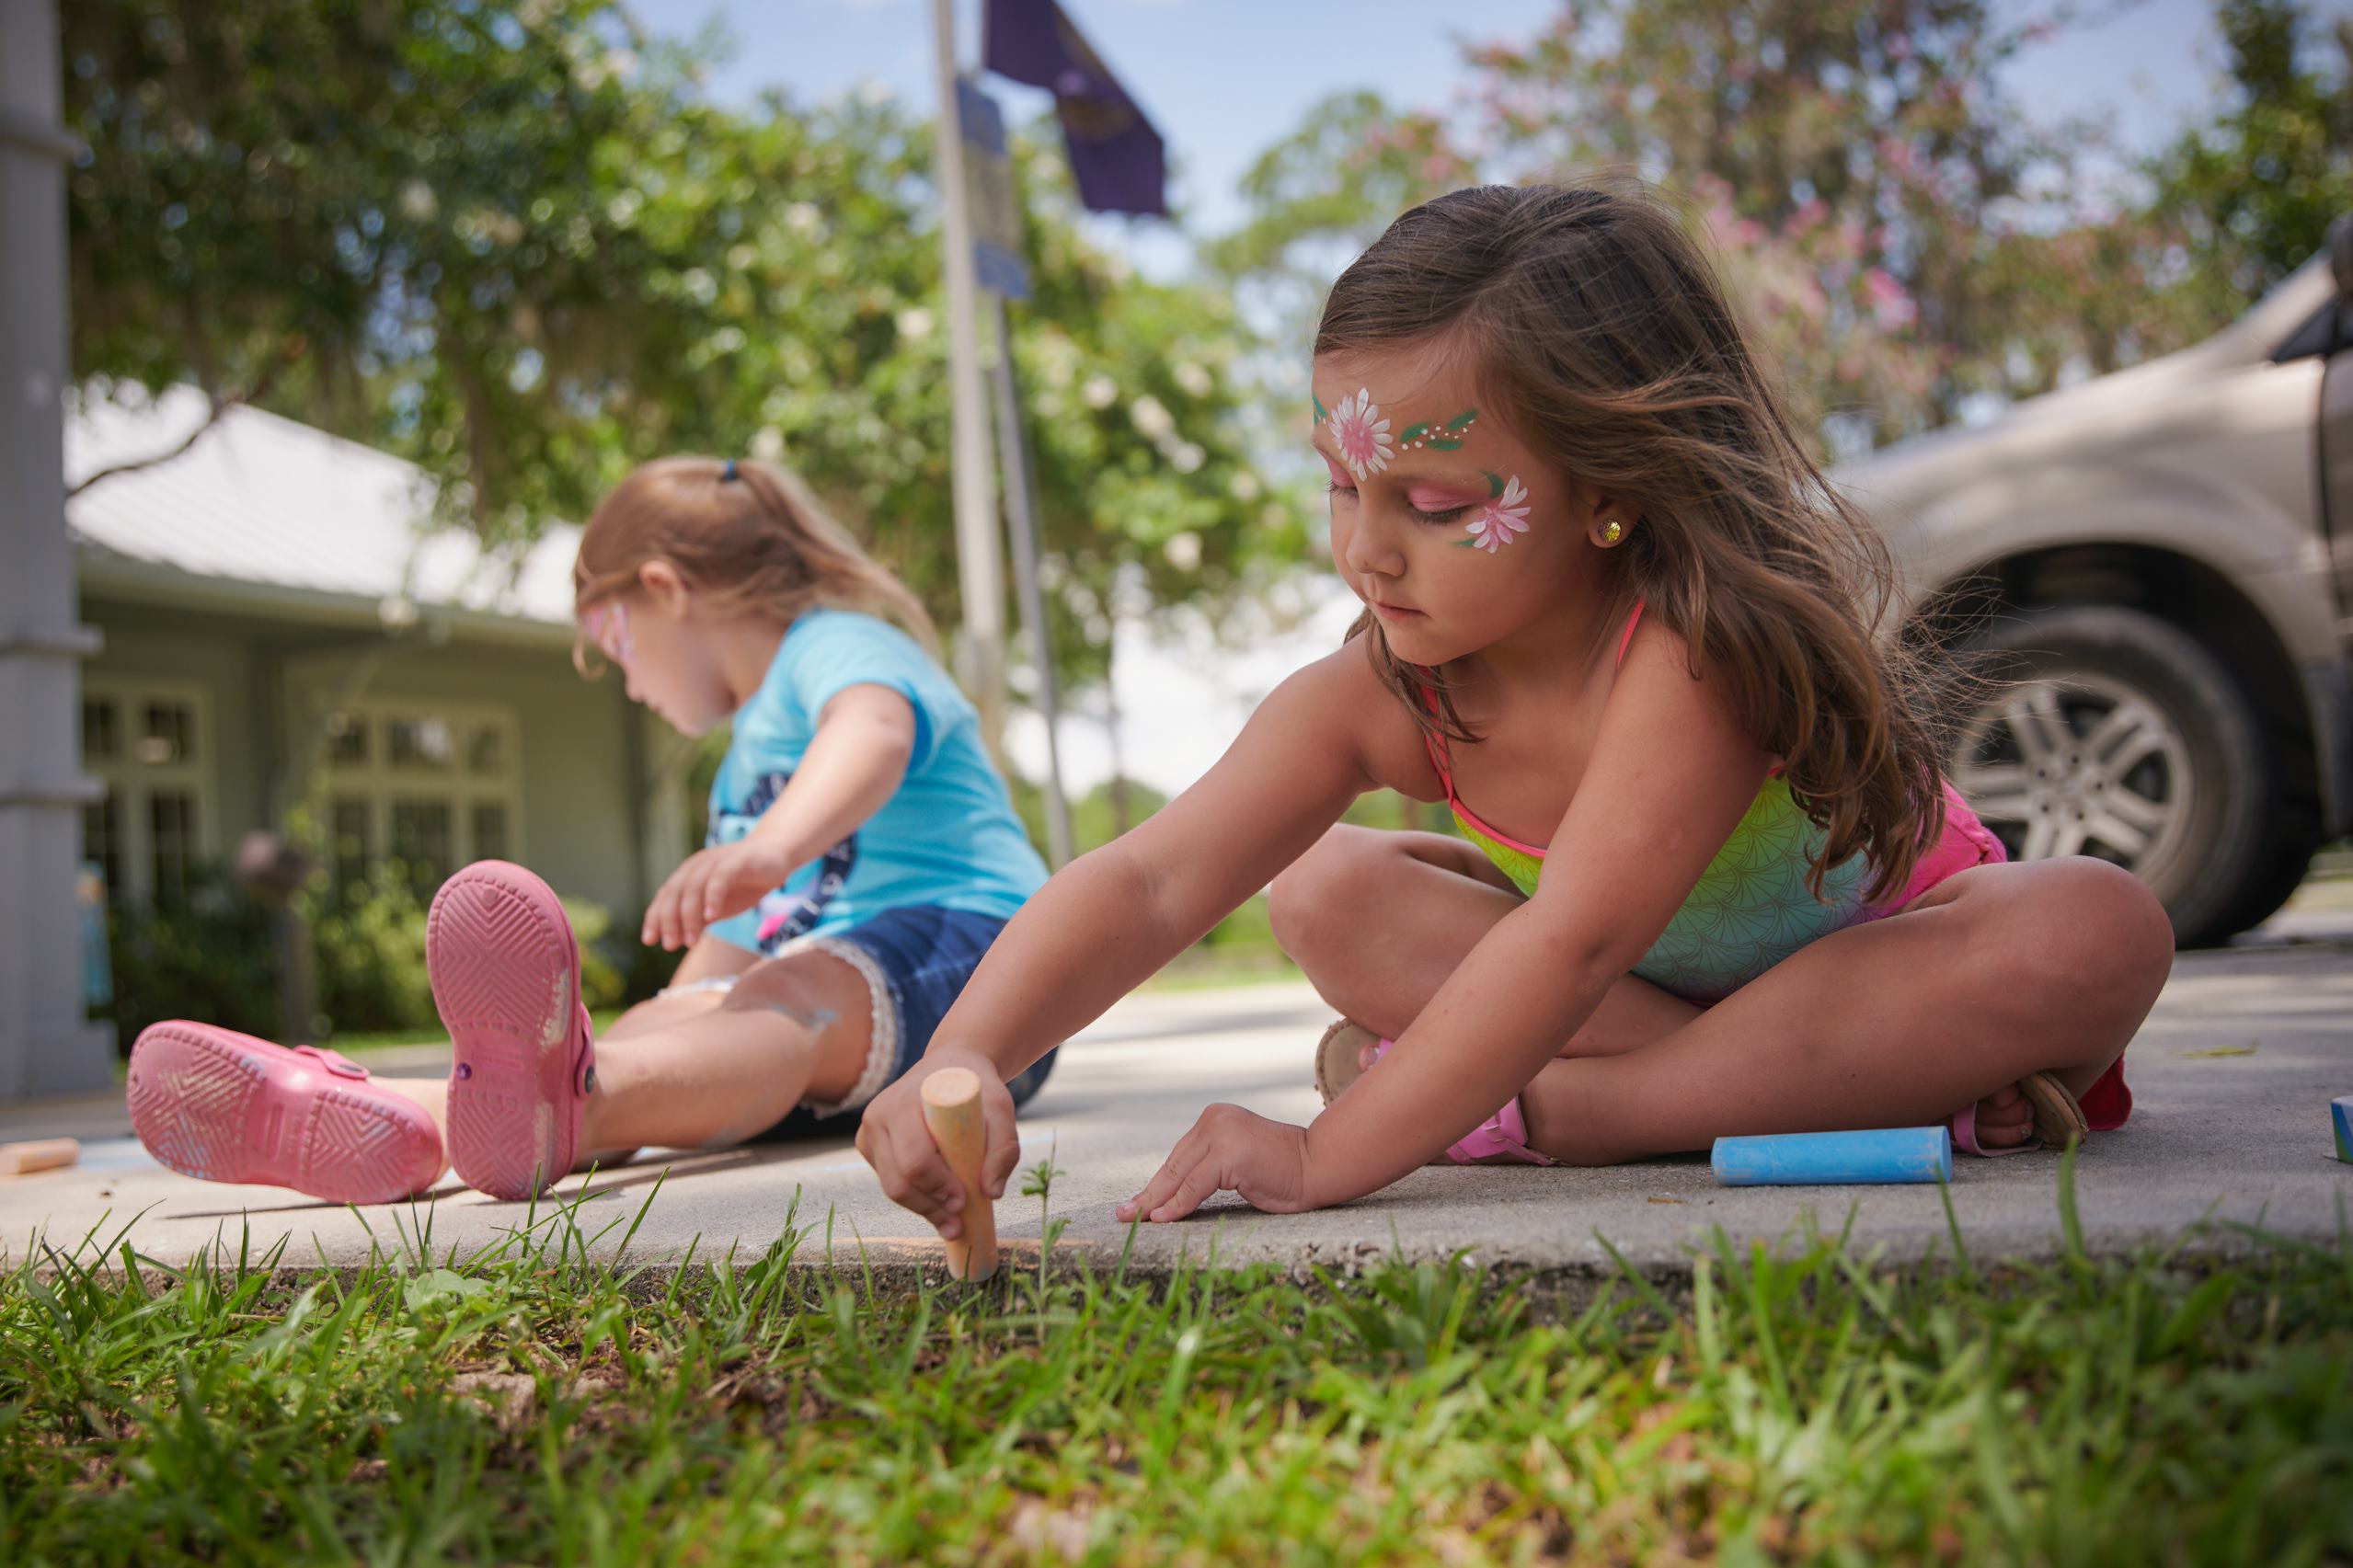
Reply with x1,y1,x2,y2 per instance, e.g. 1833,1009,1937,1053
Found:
1840,233,2353,944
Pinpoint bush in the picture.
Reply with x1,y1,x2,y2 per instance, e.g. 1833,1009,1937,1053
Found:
99,861,642,1047
305,869,434,1037
560,898,627,1014
305,871,634,1038
102,865,279,1049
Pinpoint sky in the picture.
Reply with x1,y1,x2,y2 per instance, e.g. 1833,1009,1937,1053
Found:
616,0,2251,797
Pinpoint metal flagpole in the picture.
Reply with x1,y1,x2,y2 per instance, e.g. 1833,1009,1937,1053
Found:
928,0,1010,763
987,294,1074,867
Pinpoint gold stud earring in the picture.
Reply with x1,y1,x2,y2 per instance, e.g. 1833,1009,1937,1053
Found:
1597,518,1624,547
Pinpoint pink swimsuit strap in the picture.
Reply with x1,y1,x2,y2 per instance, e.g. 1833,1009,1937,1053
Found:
1415,601,1647,858
1617,601,1645,665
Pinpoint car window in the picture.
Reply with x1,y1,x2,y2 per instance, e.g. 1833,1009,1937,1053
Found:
2273,296,2350,362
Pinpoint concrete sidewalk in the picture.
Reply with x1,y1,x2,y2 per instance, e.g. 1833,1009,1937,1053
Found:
6,915,2349,1280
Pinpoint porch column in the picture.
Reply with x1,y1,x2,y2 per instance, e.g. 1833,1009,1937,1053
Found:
0,0,114,1098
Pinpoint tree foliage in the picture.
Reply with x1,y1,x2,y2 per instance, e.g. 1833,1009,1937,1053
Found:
2142,0,2353,332
1210,2,2290,457
62,0,1303,690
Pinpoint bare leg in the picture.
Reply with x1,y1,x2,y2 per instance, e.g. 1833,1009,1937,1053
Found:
370,951,876,1155
1269,827,2161,1153
373,983,737,1143
1515,858,2173,1163
580,950,875,1151
1270,826,1701,1060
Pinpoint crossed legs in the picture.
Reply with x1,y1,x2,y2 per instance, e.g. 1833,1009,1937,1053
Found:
1269,826,2173,1164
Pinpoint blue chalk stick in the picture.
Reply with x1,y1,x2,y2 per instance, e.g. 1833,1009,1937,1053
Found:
1712,1127,1953,1186
2333,1096,2352,1164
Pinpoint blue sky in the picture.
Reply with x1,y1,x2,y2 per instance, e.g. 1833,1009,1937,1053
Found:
626,0,2237,259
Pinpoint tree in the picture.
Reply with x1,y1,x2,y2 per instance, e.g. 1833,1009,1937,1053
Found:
1206,90,1474,341
61,0,1301,694
1212,3,2194,456
2142,0,2353,333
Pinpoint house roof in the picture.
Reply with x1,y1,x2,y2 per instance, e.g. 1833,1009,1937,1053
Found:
64,385,580,641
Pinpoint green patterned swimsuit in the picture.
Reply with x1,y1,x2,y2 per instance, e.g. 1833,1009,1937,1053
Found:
1421,604,1967,1005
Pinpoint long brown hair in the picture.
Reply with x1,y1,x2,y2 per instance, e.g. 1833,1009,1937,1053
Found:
1321,182,1946,901
572,456,938,671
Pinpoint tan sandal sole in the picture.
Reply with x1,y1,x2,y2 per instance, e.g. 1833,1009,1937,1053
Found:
1314,1019,1378,1106
1314,1020,1473,1166
2016,1070,2090,1150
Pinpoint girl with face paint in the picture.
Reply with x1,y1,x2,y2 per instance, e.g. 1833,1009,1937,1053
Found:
856,183,2170,1237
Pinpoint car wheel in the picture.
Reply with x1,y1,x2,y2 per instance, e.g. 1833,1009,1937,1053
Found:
1946,603,2301,945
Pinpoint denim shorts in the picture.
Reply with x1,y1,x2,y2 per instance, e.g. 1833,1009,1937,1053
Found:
671,904,1056,1140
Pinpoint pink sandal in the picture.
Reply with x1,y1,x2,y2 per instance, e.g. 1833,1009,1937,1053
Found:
1312,1018,1557,1167
1949,1070,2090,1157
127,1023,445,1202
428,861,597,1200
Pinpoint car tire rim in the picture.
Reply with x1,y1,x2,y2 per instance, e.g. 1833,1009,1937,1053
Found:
1949,672,2195,876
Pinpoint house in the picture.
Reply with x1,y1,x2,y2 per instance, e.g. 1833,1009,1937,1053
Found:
64,386,694,929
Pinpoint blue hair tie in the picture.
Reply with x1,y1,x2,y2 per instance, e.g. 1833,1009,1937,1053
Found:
721,459,740,482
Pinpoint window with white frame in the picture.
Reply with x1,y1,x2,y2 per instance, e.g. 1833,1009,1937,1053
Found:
80,681,214,909
321,698,523,895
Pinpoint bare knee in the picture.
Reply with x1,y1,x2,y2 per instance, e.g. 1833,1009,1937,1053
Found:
718,960,839,1036
1268,826,1392,967
1983,859,2175,1051
605,987,723,1039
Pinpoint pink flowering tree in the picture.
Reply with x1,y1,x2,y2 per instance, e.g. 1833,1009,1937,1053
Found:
1217,1,2200,458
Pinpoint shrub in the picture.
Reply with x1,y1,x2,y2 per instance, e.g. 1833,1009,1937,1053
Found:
560,897,627,1014
305,868,434,1037
102,865,279,1049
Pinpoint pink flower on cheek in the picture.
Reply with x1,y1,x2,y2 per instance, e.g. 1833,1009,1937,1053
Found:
1463,475,1532,553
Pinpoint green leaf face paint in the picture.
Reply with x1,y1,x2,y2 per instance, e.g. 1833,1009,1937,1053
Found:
1398,408,1478,453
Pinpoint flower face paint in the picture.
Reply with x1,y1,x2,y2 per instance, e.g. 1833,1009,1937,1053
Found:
583,601,635,669
1315,385,1536,555
1460,472,1532,553
1321,387,1393,480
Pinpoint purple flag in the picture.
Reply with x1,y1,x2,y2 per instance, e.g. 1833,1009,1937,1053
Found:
983,0,1167,217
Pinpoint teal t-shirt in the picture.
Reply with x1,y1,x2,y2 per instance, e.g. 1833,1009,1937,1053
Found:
703,609,1047,954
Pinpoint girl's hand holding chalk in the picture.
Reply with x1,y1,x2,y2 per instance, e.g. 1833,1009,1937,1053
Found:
919,1069,1001,1281
855,1048,1019,1242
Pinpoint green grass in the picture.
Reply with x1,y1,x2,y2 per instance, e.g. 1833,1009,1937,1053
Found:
5,1170,2351,1566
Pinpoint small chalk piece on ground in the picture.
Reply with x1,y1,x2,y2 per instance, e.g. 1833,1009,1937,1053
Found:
1712,1127,1952,1186
0,1139,81,1177
919,1068,1000,1283
2332,1096,2352,1164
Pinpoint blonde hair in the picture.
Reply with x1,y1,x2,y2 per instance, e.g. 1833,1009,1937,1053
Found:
572,456,938,674
1322,183,1947,903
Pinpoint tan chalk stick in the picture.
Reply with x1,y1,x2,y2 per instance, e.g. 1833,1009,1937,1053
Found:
0,1138,79,1176
919,1068,999,1282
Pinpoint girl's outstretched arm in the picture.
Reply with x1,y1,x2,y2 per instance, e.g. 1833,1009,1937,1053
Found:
1124,623,1776,1221
643,684,918,950
857,649,1382,1235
